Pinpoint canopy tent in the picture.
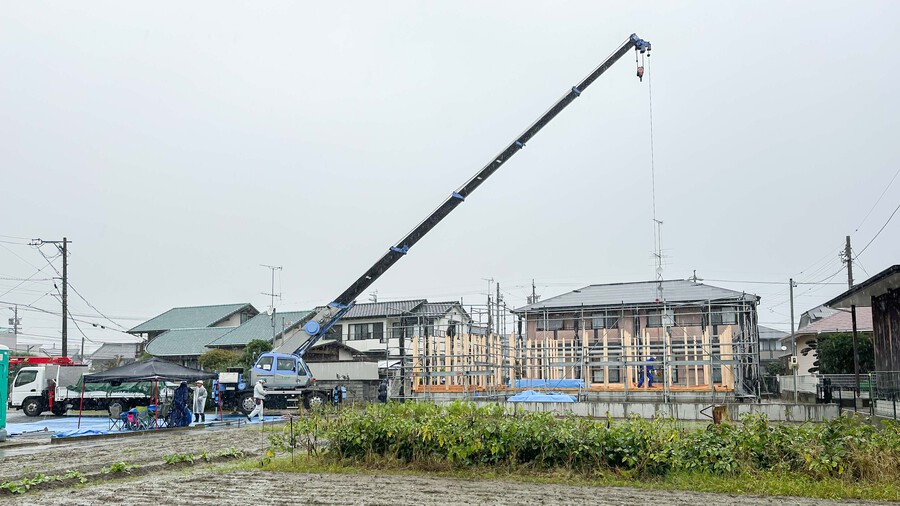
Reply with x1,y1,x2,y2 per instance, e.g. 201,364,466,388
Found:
77,358,215,429
83,357,216,383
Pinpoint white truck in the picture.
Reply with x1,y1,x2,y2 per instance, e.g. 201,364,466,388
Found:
10,361,156,417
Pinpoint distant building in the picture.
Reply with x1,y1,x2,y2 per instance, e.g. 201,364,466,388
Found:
780,307,873,374
324,300,474,359
89,342,141,371
513,279,761,396
758,326,789,365
132,303,259,367
128,303,259,342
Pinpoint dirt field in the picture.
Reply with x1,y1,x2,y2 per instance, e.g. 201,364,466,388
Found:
0,421,894,505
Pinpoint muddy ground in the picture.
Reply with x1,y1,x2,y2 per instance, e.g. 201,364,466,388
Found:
0,420,893,505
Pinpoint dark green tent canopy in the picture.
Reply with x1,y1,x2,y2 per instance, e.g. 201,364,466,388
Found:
83,358,215,384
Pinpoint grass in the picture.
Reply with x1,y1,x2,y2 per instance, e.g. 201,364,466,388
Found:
244,454,900,502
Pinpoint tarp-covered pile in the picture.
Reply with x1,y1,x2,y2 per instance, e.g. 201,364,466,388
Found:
513,379,584,389
507,390,577,402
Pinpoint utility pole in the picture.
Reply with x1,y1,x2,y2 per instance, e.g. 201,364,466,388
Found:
483,278,493,335
62,237,67,357
9,305,20,352
790,277,797,404
844,235,862,408
496,283,501,338
30,238,69,357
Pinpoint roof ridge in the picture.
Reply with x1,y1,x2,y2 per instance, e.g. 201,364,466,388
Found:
169,302,251,310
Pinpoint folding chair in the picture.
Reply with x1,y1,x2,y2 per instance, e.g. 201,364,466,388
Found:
108,410,125,431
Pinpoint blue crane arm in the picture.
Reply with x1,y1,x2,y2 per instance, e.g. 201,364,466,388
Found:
276,33,651,359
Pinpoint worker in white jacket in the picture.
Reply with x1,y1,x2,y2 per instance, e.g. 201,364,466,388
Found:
247,378,267,422
192,381,208,423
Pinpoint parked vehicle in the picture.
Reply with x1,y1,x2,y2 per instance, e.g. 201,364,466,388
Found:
9,358,159,417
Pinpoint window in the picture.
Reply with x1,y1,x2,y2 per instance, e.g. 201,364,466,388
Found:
536,317,563,331
256,355,273,371
647,309,675,328
592,368,605,383
711,307,737,325
607,354,621,383
392,322,403,339
14,370,37,387
591,312,619,329
276,358,296,372
349,322,384,341
446,322,457,337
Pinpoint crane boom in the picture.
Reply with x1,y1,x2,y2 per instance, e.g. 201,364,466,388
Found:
276,33,651,358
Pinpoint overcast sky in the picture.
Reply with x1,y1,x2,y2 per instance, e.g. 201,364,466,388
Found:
2,2,898,352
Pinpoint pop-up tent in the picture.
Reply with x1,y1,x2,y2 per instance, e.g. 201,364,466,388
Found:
83,358,216,384
77,358,216,428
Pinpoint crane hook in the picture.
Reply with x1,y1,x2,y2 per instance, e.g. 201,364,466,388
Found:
636,66,645,81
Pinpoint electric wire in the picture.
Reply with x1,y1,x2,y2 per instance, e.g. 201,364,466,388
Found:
855,200,900,259
854,166,900,233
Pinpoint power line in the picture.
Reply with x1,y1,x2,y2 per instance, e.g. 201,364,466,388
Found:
855,200,900,259
854,166,900,233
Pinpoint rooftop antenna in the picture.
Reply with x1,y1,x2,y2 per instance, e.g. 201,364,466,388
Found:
260,264,282,313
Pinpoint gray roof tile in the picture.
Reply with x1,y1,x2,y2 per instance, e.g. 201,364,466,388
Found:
515,280,757,313
328,300,426,319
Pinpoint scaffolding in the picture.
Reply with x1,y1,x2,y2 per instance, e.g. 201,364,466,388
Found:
396,299,761,401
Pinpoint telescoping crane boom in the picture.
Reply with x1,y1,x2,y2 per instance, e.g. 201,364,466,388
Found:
253,33,651,387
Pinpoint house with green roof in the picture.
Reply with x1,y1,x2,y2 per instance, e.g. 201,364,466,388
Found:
129,303,259,367
129,303,259,341
206,310,316,351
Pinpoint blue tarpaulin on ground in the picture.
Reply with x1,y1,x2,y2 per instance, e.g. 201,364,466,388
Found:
514,379,584,389
507,390,577,402
6,414,280,438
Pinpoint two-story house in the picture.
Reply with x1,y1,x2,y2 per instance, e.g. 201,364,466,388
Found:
513,279,760,396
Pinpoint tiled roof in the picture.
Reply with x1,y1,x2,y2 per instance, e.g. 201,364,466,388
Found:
415,301,464,318
333,300,426,319
207,310,314,348
145,327,233,357
758,325,789,341
792,307,873,336
129,303,257,333
515,280,757,312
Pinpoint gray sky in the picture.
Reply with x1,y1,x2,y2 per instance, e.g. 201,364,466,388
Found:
2,1,898,352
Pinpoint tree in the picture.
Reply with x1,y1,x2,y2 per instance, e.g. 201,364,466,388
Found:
240,339,273,373
817,332,875,375
198,349,241,372
765,361,787,376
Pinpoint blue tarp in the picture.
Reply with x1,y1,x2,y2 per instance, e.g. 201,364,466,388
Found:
514,379,584,389
507,390,577,402
6,413,280,438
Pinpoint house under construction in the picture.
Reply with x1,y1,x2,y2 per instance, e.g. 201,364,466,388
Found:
407,279,762,400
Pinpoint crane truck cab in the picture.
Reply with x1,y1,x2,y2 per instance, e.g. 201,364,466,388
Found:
250,352,314,389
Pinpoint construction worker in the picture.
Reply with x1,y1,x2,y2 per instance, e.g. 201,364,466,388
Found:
192,381,207,423
247,378,267,422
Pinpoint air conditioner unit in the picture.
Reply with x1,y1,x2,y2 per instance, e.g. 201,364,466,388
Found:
789,356,798,368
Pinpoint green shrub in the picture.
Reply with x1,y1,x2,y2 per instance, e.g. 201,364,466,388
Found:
287,401,900,482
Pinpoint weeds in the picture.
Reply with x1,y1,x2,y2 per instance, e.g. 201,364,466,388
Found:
280,401,900,482
0,470,88,495
101,461,137,474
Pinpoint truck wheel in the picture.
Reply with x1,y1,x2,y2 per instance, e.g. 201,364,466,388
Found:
51,403,68,416
23,397,44,417
108,400,127,418
238,393,256,415
303,391,328,410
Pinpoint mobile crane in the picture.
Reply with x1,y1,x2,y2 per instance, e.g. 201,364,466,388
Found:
221,34,651,413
